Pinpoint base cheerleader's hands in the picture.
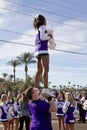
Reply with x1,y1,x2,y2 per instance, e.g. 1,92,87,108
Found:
47,29,56,49
39,93,50,102
8,106,15,117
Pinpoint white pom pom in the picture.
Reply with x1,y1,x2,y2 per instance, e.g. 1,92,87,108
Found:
48,38,56,49
47,29,56,49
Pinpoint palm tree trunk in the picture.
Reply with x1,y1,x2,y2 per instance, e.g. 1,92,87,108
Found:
25,64,28,82
13,68,16,82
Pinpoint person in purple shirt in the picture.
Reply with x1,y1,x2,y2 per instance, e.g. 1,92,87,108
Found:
25,87,56,130
33,14,53,96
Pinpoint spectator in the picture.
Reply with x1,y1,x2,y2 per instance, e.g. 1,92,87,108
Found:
77,92,86,123
18,92,31,130
14,94,22,130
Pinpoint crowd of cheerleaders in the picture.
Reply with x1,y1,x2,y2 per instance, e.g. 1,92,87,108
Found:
0,90,87,130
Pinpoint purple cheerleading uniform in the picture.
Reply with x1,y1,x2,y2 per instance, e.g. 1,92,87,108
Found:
35,29,48,57
85,111,87,120
56,99,65,117
0,103,8,122
14,101,20,118
29,99,52,130
7,100,14,109
64,102,75,124
7,100,15,118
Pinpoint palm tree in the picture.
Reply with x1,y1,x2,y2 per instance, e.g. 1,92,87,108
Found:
17,52,36,82
59,85,62,89
9,74,14,82
73,84,76,88
77,84,80,89
7,59,20,82
2,73,8,80
68,81,71,88
52,85,57,90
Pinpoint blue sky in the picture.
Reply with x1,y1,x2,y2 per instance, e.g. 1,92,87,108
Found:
0,0,87,87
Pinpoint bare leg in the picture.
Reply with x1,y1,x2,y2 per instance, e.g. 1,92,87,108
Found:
65,124,69,130
62,117,65,130
14,119,19,130
34,57,42,87
58,117,61,130
41,55,49,88
3,122,8,130
9,119,14,130
69,124,74,130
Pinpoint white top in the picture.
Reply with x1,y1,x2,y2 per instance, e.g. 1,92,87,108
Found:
62,101,70,113
1,103,8,114
38,25,50,40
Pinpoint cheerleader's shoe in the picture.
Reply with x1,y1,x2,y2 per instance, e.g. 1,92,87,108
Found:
42,88,55,97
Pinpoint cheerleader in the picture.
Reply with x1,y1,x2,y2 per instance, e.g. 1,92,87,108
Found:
33,14,54,97
56,90,65,130
7,92,15,130
62,92,76,130
0,94,10,130
14,94,22,130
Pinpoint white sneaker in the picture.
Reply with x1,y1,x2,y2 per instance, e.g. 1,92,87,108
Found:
42,88,55,97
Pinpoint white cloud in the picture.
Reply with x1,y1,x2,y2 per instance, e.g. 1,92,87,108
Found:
54,20,87,51
1,19,87,59
1,18,87,86
0,0,8,13
0,0,14,27
0,29,36,59
0,18,4,25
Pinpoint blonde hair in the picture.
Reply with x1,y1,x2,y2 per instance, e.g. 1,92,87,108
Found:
1,94,7,102
65,92,76,106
